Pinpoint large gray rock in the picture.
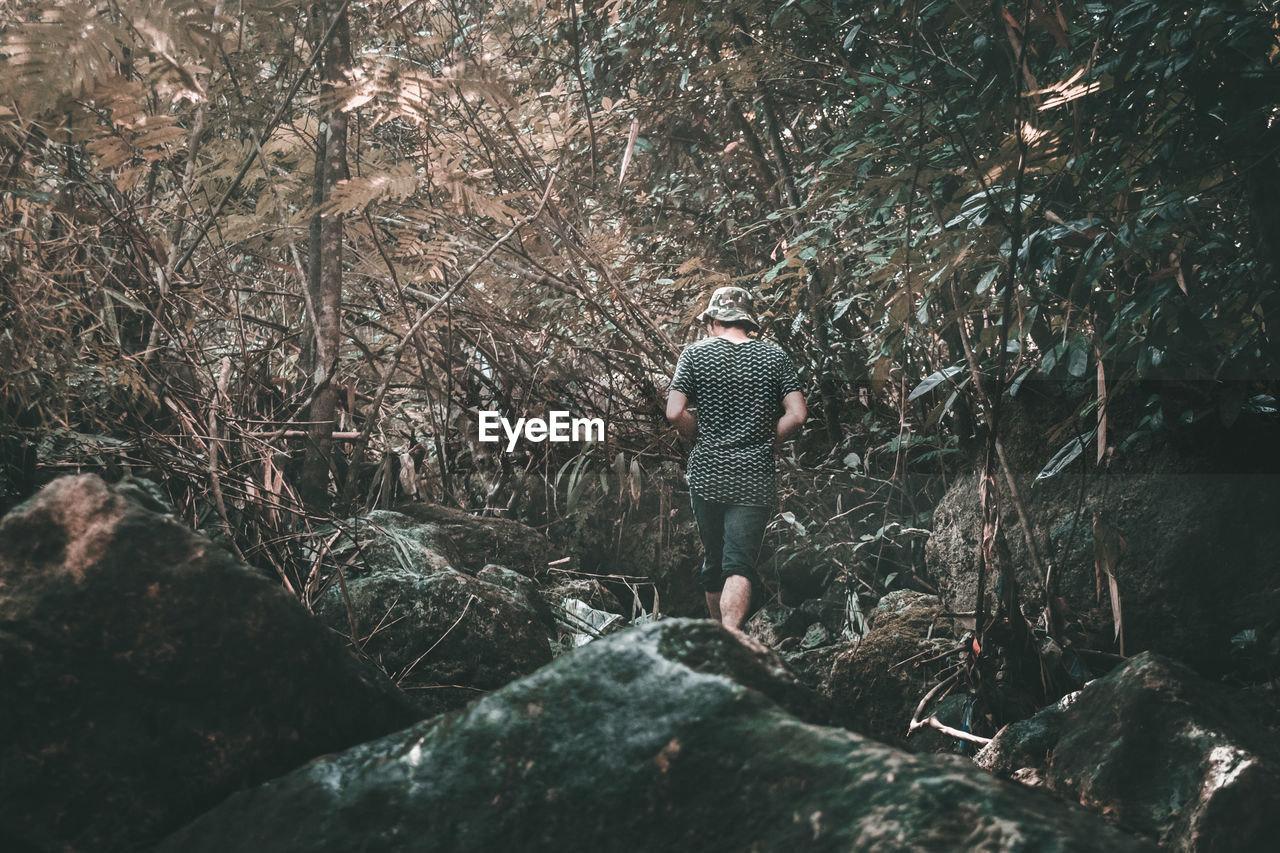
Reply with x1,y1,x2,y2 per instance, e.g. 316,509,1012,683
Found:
161,620,1153,853
477,562,557,634
977,651,1280,850
323,509,463,575
396,501,562,577
925,429,1280,673
794,590,963,751
315,563,552,716
746,601,812,650
0,475,418,853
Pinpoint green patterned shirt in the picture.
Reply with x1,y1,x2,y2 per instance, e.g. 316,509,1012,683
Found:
670,337,801,506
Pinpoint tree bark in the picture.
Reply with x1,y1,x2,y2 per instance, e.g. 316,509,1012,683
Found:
754,82,843,441
299,0,350,509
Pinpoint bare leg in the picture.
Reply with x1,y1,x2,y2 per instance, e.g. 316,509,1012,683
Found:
719,574,752,631
705,591,722,622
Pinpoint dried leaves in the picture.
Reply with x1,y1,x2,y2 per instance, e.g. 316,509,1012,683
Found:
1093,513,1128,656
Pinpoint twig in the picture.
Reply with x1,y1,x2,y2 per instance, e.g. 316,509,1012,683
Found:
918,715,992,746
548,567,648,581
995,436,1058,637
206,356,246,561
564,0,599,182
908,672,958,734
334,559,359,646
249,430,362,439
397,594,478,684
304,529,343,608
357,594,405,650
171,0,354,276
889,642,964,672
552,605,608,639
337,170,559,504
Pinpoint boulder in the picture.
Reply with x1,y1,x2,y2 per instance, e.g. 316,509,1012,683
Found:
315,564,552,716
925,409,1280,673
160,619,1154,853
745,601,811,650
321,509,462,576
0,475,418,853
477,563,557,635
397,501,562,576
540,575,626,615
976,651,1280,850
816,590,963,750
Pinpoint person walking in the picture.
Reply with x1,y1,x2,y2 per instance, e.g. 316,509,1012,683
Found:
666,286,806,631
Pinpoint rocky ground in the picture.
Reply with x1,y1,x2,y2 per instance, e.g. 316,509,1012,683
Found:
2,473,1277,852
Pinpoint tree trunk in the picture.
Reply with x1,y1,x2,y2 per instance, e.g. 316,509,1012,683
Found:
754,83,844,441
298,0,350,509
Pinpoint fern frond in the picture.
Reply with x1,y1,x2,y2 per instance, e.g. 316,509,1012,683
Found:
324,163,423,216
0,5,126,113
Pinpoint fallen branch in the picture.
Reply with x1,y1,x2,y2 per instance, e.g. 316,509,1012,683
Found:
910,672,956,721
916,715,992,746
907,672,993,745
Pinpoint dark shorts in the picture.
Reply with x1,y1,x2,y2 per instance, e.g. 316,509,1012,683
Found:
689,493,771,593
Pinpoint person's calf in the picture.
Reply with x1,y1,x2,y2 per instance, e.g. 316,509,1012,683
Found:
719,574,752,631
705,590,722,622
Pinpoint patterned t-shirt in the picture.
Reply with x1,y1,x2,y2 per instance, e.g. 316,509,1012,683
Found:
670,337,802,506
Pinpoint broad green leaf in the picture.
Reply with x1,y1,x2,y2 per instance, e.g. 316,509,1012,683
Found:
1065,345,1089,378
1035,434,1091,482
908,365,964,402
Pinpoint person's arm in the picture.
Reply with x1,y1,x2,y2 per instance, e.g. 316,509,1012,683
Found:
775,390,806,446
666,390,697,439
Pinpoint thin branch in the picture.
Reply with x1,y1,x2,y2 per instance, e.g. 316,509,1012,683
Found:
398,594,478,684
908,672,958,733
336,170,559,504
171,0,354,276
917,715,992,746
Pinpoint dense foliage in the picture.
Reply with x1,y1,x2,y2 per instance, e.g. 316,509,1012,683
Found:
2,1,1277,612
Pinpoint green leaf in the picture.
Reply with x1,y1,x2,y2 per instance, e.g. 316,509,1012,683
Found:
1035,434,1091,483
975,267,999,295
1007,367,1032,397
1065,344,1089,378
1041,344,1061,374
832,296,856,322
779,510,806,536
908,365,964,401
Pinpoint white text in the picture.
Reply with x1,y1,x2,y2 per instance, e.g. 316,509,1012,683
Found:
478,411,605,452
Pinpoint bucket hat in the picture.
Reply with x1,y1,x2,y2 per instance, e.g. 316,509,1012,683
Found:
697,286,760,330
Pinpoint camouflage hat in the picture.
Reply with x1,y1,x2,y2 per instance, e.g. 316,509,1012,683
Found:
697,286,760,330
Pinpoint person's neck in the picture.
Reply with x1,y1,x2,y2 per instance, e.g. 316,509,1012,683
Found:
710,325,751,343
